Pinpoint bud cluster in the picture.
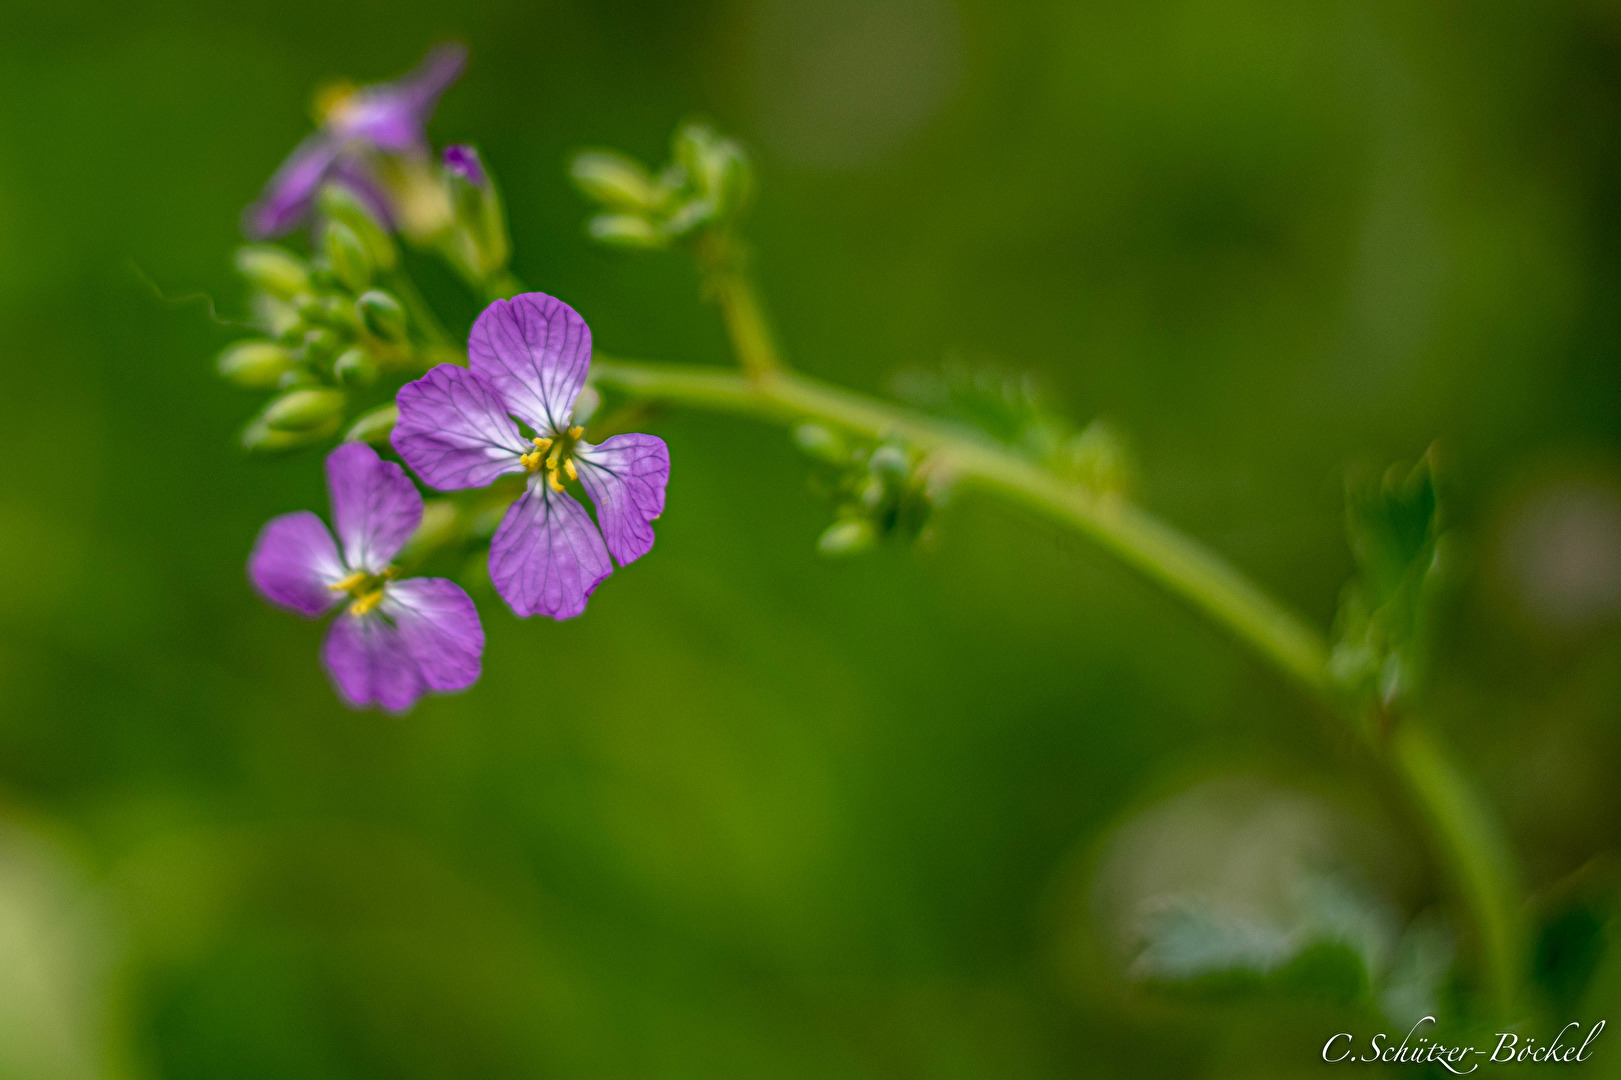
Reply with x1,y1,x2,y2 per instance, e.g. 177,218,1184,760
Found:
222,186,417,451
793,424,936,557
570,122,753,250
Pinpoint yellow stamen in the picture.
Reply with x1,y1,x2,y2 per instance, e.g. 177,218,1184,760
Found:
531,436,553,452
349,589,385,617
520,450,542,471
312,80,358,124
563,459,578,482
545,445,562,471
329,570,367,592
568,425,585,439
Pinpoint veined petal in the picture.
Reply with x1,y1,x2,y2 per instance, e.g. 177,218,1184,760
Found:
468,293,592,435
488,482,612,619
574,433,670,566
392,364,528,491
326,442,422,573
248,511,345,617
244,133,338,238
320,575,484,713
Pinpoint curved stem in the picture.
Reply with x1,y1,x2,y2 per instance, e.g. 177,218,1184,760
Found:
590,353,1524,1014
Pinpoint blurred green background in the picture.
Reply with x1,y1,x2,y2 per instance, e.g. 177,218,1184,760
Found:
3,0,1621,1076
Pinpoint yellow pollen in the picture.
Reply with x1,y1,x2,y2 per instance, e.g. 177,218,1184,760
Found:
312,80,359,124
349,588,385,617
520,450,543,472
568,426,585,439
563,459,578,482
531,436,553,451
547,468,566,493
329,570,367,592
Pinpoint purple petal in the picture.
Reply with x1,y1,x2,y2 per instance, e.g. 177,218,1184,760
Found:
333,43,466,152
326,160,398,228
392,364,529,490
325,443,422,573
574,433,670,566
488,482,612,619
320,576,484,713
468,293,592,435
244,133,338,238
442,144,487,187
248,511,344,617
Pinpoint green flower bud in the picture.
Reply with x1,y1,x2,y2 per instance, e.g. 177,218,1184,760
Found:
318,184,399,272
344,404,398,445
324,220,372,293
793,423,847,464
570,150,664,211
240,411,341,452
298,327,343,365
587,213,664,249
333,347,378,387
674,123,752,216
234,245,310,298
869,444,911,482
263,387,346,431
817,518,876,557
216,341,296,388
660,197,719,238
355,290,408,344
398,499,462,562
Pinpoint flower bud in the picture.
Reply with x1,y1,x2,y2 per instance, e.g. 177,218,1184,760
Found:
333,347,378,387
443,145,510,278
587,213,664,249
216,341,296,388
318,184,398,272
323,220,372,293
869,444,911,482
240,412,341,452
263,387,346,431
298,327,342,365
234,245,310,298
674,123,752,217
355,290,408,343
344,404,398,445
817,518,876,557
793,423,847,464
398,499,461,562
570,150,664,211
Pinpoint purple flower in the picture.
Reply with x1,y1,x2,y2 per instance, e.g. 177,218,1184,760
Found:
248,442,484,712
244,43,467,239
391,293,670,620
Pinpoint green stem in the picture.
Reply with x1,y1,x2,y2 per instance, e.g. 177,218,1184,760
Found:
696,234,786,377
590,354,1524,1014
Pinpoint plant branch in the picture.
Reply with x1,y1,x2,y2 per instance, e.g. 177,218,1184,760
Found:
589,353,1524,1015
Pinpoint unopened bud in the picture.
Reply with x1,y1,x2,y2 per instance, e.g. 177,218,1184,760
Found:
344,404,398,445
443,145,510,278
817,518,876,557
234,245,310,298
323,220,372,292
355,290,408,343
587,213,664,248
674,123,752,216
318,184,398,272
570,150,664,211
793,423,847,464
263,387,346,431
216,341,296,388
333,347,378,386
240,412,341,452
298,327,342,365
869,444,911,482
399,499,461,561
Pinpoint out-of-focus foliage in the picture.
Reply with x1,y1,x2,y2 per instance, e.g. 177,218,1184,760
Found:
1,0,1621,1077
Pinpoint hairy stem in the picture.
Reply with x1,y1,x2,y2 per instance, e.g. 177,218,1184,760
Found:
589,353,1524,1014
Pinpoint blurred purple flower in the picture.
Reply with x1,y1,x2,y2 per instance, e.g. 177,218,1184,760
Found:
442,144,487,187
244,43,467,239
249,442,484,712
392,292,670,620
